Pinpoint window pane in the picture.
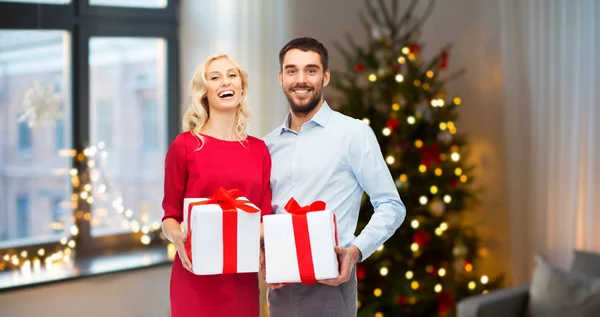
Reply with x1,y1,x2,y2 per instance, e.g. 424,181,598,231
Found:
89,37,167,237
89,0,166,8
0,30,73,248
0,0,70,3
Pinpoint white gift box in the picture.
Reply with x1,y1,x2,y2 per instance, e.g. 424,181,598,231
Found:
183,195,261,275
263,210,339,284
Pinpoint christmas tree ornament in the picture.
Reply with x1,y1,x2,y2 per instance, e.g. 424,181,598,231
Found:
452,244,468,258
437,130,453,144
415,103,433,122
18,81,63,129
429,196,446,216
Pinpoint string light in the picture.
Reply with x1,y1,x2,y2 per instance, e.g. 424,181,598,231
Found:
419,196,428,205
382,127,391,136
438,268,447,277
411,220,420,229
1,143,163,273
426,70,435,78
415,140,423,148
468,281,477,290
430,98,445,107
386,155,395,165
374,288,383,297
398,56,406,64
395,74,404,82
406,270,414,279
380,267,389,276
411,281,419,290
368,74,377,82
439,122,447,130
444,195,452,203
401,47,410,54
419,165,427,173
430,186,438,194
392,103,400,111
435,168,443,176
362,118,370,125
453,97,462,105
465,263,473,272
451,153,460,162
411,243,419,252
481,275,489,284
434,284,443,293
377,245,384,252
407,116,416,124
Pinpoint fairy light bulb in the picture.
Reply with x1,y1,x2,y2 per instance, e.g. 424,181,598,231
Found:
411,219,419,229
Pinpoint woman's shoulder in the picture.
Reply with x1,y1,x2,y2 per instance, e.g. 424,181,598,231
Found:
245,135,269,152
169,131,203,150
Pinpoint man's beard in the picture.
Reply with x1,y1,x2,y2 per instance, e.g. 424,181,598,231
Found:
284,83,323,116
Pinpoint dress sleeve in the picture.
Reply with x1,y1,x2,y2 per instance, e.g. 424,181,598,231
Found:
161,133,188,223
258,142,273,219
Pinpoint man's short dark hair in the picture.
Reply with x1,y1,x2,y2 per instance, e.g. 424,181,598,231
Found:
278,37,329,71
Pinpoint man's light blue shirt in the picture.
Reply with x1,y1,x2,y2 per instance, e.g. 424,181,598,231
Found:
263,102,406,260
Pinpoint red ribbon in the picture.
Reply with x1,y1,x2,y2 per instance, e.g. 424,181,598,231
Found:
285,197,337,285
185,187,259,274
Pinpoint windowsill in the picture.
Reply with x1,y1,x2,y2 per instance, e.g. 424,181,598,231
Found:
0,245,173,293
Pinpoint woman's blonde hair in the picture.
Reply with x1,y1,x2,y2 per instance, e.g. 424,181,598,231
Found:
182,53,251,147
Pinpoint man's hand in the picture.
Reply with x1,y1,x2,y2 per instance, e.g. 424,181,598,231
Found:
260,244,285,289
320,245,361,286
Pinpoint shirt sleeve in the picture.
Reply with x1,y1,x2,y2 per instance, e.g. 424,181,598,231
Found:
258,141,273,220
161,133,188,223
348,121,406,260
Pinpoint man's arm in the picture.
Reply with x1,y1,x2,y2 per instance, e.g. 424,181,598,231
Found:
348,121,406,261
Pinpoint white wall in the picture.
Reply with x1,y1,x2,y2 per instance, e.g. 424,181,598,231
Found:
0,265,171,317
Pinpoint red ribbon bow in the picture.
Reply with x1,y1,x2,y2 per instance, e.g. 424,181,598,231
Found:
185,187,259,274
284,198,337,285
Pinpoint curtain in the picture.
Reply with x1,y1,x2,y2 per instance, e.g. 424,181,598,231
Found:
499,0,599,284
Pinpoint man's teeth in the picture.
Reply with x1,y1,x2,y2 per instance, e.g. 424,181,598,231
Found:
294,89,309,94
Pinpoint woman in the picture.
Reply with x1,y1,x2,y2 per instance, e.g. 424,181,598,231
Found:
161,53,272,317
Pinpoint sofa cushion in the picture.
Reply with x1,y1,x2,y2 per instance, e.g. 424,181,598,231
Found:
528,254,600,317
570,250,600,277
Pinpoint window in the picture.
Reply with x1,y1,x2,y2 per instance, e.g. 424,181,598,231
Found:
51,197,64,234
0,0,70,3
17,120,32,152
90,0,166,8
89,37,167,237
55,117,65,151
15,195,30,239
0,0,179,284
95,100,112,149
141,96,158,153
0,30,72,250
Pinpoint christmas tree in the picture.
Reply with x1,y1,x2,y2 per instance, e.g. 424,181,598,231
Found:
329,1,503,316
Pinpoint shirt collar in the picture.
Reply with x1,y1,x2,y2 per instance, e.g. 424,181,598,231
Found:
278,101,333,135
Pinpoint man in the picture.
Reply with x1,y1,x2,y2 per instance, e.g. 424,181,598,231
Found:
263,37,406,317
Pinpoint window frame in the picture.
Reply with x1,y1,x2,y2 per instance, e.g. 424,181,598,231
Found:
0,0,179,260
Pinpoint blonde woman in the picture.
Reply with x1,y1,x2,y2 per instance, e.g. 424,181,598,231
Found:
161,53,272,317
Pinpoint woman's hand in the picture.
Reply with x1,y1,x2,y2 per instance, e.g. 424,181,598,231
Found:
170,229,193,273
163,219,193,273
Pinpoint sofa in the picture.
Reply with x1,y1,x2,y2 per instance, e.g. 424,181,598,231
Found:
456,251,600,317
